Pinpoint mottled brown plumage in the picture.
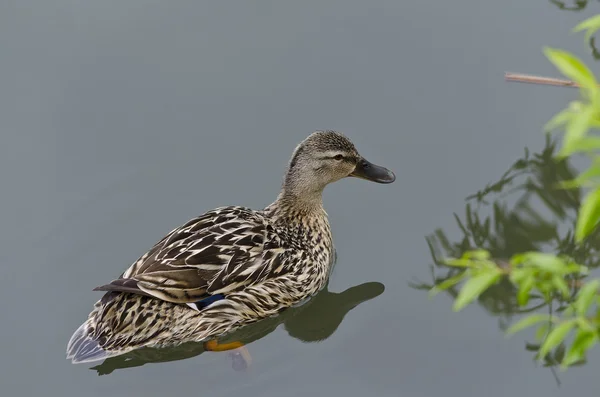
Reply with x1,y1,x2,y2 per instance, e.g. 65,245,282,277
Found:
67,130,395,363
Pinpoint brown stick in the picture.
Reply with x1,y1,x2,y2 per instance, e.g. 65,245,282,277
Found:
505,72,580,88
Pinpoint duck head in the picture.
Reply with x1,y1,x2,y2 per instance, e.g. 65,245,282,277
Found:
278,130,395,207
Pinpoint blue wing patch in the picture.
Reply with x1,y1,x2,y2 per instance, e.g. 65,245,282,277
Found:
186,294,225,311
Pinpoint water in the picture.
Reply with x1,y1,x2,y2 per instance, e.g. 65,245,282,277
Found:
1,1,598,396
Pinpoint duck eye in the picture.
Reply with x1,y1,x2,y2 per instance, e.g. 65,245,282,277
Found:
333,154,344,161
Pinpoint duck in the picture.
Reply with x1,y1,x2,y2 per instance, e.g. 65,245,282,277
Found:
66,130,395,364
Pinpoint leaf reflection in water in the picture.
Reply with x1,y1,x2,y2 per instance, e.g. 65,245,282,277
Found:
412,136,600,383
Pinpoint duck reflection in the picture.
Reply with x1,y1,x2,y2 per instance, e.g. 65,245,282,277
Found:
90,281,384,375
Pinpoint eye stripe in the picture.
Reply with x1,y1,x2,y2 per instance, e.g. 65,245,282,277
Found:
318,154,344,159
319,152,356,162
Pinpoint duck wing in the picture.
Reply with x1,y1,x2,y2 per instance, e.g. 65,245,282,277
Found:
93,206,278,305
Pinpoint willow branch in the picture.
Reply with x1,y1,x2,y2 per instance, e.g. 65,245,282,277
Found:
505,72,581,88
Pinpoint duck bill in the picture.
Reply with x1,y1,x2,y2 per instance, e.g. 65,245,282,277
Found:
350,157,396,184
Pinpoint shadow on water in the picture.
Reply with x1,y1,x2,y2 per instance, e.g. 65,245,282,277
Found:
548,1,600,60
411,136,600,382
549,0,598,11
90,281,384,376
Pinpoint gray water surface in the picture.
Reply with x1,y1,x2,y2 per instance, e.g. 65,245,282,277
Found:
1,1,598,396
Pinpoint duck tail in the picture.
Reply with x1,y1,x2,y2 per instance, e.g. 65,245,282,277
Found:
66,319,124,364
66,320,104,363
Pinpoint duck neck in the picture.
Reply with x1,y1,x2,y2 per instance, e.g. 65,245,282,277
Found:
266,174,327,222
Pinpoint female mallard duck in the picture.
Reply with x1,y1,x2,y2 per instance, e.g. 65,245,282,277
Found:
67,130,395,364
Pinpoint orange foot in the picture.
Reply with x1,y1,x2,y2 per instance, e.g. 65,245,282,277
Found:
204,340,252,371
204,340,244,352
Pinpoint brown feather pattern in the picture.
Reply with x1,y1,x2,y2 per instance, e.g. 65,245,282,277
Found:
93,206,292,304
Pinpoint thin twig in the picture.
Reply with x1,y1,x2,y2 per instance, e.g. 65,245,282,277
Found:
505,72,580,88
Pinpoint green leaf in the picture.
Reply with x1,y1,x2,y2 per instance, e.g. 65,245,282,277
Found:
453,269,502,311
517,274,535,306
443,258,476,268
574,279,600,315
573,14,600,42
510,253,527,264
543,47,597,89
429,271,467,298
463,250,490,260
522,252,566,273
561,136,600,154
590,116,600,128
535,323,550,341
544,107,574,133
566,263,588,276
506,314,554,336
552,275,571,299
509,268,529,284
538,320,576,361
557,158,600,190
576,317,596,333
561,329,598,369
575,187,600,242
562,305,575,317
559,105,595,158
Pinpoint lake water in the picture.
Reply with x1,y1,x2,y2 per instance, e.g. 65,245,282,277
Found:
1,1,598,396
